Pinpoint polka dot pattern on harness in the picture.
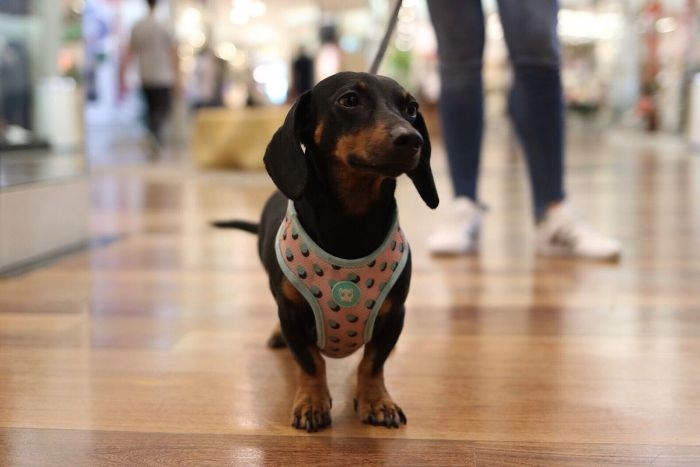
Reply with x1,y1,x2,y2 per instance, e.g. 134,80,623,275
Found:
278,213,408,358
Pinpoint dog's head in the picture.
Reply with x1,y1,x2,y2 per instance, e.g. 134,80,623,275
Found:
264,71,438,209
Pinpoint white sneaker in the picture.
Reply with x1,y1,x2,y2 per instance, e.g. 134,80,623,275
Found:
535,202,621,260
427,197,483,255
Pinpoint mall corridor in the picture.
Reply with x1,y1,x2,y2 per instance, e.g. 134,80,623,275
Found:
3,0,700,464
1,122,699,465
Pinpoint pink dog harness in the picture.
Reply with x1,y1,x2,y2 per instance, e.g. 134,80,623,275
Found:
275,202,409,358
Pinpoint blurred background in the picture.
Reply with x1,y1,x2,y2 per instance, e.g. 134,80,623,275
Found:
1,0,699,272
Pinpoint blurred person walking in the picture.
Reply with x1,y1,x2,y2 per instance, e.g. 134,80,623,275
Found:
119,0,180,145
426,0,621,260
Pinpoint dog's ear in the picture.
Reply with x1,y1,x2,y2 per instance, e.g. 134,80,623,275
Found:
407,111,439,209
263,91,312,200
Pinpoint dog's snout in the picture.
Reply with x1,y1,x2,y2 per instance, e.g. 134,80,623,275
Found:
391,128,423,150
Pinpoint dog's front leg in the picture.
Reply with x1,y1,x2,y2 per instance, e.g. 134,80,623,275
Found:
278,300,333,432
289,344,332,432
354,305,407,428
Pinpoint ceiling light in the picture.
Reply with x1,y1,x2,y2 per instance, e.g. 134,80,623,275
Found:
230,9,249,25
216,42,238,61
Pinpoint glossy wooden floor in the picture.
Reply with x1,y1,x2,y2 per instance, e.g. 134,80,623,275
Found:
2,121,700,466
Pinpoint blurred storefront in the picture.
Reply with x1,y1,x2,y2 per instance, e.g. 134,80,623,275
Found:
2,0,699,157
0,0,87,275
0,0,84,152
98,0,700,135
556,0,698,134
1,0,698,273
83,0,379,120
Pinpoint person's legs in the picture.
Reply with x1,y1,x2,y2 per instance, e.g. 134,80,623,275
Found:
141,86,158,138
425,0,487,254
497,0,565,221
141,86,172,143
426,0,485,201
152,87,172,143
498,0,620,260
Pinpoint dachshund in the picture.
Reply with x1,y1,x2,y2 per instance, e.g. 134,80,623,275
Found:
213,71,438,432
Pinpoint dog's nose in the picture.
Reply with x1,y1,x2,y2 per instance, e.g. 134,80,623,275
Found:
391,128,423,150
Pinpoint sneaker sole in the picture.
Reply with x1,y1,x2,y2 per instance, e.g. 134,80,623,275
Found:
536,244,621,262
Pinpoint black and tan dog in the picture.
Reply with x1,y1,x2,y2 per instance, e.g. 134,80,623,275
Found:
214,71,438,432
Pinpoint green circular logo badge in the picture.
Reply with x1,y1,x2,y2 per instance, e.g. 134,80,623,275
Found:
331,281,361,308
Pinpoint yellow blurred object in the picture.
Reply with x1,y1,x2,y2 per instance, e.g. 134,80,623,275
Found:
191,106,287,169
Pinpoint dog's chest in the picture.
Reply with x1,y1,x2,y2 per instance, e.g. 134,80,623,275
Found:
275,207,409,358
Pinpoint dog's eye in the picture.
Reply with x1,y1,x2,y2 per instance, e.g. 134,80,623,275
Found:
406,102,419,120
338,92,360,108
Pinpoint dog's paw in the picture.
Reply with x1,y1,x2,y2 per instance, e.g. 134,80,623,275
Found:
291,389,332,432
354,394,407,428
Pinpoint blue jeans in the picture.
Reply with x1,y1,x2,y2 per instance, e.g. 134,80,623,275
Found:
427,0,565,220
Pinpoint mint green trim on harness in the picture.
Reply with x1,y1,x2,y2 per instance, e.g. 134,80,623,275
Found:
275,201,409,354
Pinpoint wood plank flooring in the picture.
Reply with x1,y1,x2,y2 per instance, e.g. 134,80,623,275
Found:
1,122,699,466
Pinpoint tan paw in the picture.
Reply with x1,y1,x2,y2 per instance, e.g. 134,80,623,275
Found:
354,394,406,428
291,388,332,432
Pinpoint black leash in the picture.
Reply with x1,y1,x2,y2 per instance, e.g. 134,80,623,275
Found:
369,0,403,74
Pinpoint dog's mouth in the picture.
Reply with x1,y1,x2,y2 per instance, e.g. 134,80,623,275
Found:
347,151,420,177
